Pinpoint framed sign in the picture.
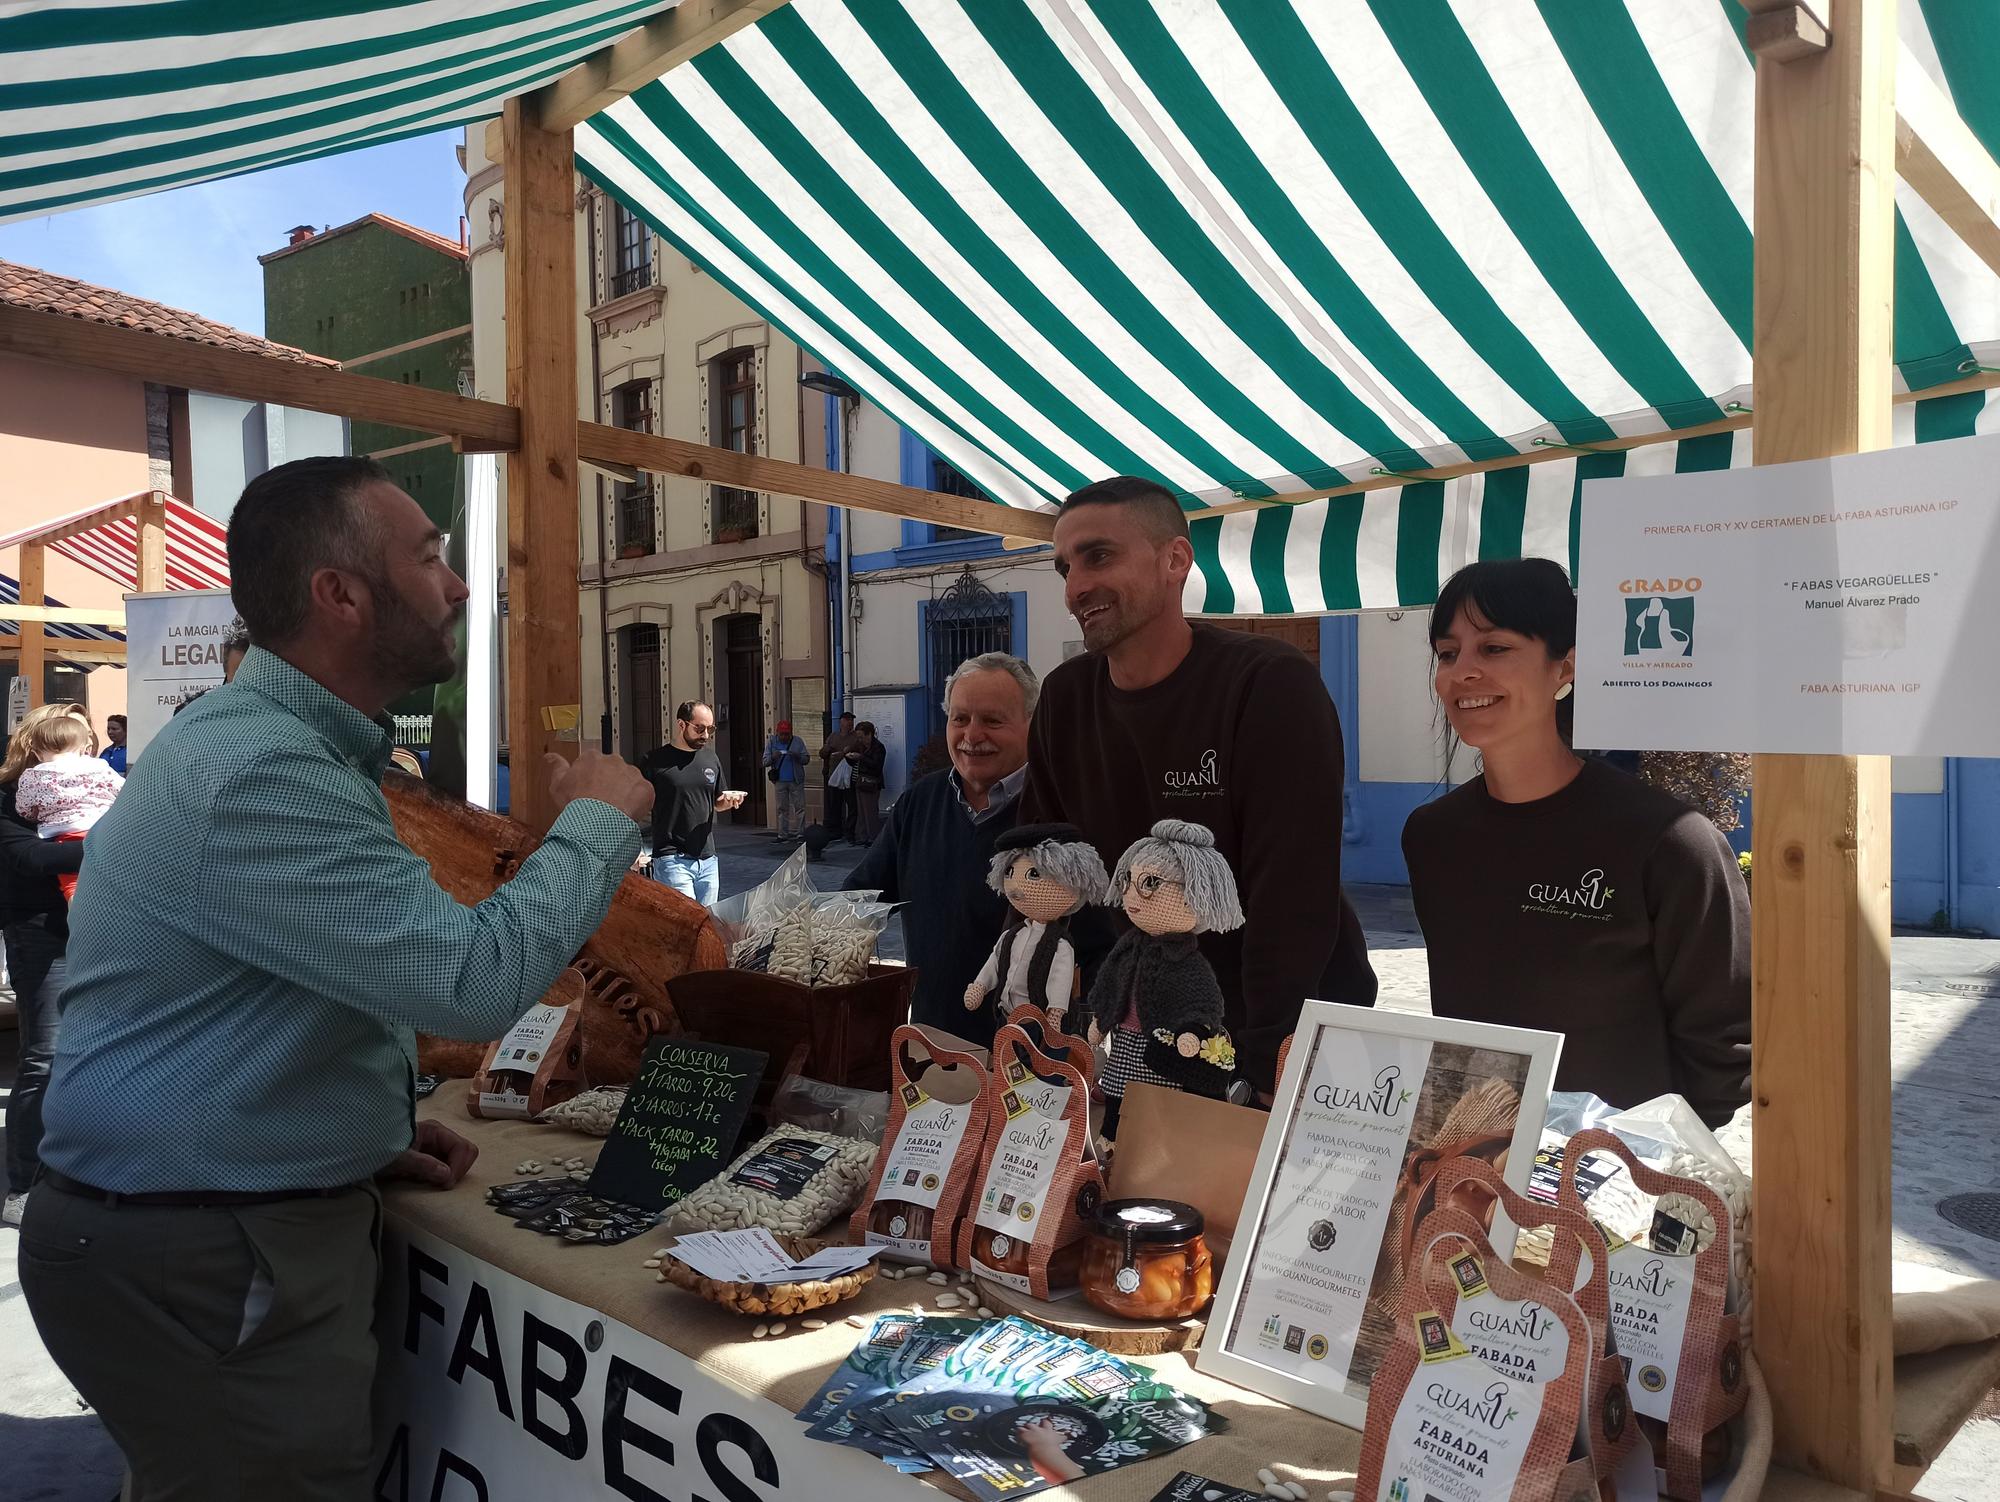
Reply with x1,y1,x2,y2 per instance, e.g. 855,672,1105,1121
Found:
588,1037,765,1211
1197,1002,1561,1428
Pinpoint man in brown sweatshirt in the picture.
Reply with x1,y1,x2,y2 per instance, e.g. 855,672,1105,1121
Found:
1021,476,1377,1093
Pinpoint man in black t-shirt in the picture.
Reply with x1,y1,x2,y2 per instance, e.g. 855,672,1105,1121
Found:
639,700,745,907
1021,477,1377,1094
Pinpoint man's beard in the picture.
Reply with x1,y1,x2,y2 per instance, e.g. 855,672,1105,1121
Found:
370,574,460,688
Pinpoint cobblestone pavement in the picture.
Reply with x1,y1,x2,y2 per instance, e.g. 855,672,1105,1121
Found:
3,871,1997,1499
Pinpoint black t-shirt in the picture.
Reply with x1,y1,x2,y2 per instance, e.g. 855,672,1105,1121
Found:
1019,623,1379,1091
1402,757,1751,1126
639,744,724,859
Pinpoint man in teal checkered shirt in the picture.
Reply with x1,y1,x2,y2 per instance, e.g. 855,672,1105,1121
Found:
19,456,654,1501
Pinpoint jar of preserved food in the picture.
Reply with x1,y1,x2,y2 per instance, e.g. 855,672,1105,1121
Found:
1079,1199,1213,1321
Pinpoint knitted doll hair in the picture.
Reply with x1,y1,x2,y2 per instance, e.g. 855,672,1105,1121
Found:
986,823,1110,902
1108,819,1245,934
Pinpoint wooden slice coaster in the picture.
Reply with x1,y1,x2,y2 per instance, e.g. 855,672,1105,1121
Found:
973,1276,1207,1356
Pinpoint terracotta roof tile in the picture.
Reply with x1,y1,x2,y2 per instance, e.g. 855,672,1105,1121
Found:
257,211,468,266
0,259,338,367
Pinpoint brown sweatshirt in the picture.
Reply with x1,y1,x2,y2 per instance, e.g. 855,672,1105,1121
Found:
1021,624,1378,1090
1401,757,1751,1126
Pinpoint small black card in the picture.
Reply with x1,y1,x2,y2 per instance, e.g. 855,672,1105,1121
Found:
586,1036,765,1211
1146,1472,1266,1502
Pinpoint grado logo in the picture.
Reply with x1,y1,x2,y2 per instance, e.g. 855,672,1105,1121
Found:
1620,577,1701,659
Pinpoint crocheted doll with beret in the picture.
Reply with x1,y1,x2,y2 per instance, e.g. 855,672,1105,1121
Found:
964,822,1108,1027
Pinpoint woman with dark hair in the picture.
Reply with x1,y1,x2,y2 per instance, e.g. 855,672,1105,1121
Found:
1401,559,1750,1127
0,701,91,1224
850,721,888,844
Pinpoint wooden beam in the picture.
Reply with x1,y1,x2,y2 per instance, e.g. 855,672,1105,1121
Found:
0,637,125,665
0,604,128,626
577,421,1057,540
29,495,142,548
1747,5,1833,60
1751,0,1898,1489
1895,52,2000,280
136,490,168,594
484,0,788,159
18,542,44,710
503,96,582,831
0,304,519,449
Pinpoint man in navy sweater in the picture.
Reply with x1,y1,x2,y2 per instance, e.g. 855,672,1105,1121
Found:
844,652,1035,1045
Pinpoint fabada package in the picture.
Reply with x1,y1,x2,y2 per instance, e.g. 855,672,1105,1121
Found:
956,1020,1103,1299
852,1025,991,1267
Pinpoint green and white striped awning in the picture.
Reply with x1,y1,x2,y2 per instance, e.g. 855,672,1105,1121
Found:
9,3,2000,615
573,0,2000,609
0,0,678,224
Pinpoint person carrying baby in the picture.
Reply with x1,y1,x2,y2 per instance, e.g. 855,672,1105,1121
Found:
12,714,121,901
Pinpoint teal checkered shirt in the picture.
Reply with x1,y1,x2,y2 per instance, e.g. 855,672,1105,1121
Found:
39,648,641,1192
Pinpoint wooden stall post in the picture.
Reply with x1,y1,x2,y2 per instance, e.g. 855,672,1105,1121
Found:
1748,0,1897,1487
502,95,582,832
18,539,45,711
137,491,168,593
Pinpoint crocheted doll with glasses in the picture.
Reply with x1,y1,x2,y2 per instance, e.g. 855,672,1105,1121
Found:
1084,819,1244,1134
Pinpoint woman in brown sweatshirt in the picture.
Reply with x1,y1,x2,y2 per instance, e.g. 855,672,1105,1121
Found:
1401,559,1751,1127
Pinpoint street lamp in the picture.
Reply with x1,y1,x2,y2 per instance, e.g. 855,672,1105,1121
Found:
799,369,860,721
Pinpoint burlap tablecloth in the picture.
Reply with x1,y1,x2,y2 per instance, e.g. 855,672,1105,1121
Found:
395,1081,1362,1502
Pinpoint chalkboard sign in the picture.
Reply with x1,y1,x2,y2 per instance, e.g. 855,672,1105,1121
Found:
588,1037,766,1211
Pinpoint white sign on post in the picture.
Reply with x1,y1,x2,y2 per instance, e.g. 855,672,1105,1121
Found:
122,587,238,762
5,675,26,736
1575,433,2000,755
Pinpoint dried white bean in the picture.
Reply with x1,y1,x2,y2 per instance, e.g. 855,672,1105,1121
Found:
977,1306,994,1318
934,1293,960,1309
1264,1488,1292,1501
1286,1485,1309,1501
752,1323,769,1339
803,1319,827,1330
1257,1470,1278,1489
643,1258,661,1269
926,1272,949,1286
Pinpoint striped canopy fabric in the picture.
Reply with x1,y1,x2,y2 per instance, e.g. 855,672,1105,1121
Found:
0,0,679,224
0,495,231,593
574,0,2000,608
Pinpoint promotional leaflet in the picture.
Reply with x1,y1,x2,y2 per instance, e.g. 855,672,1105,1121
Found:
1223,1027,1431,1385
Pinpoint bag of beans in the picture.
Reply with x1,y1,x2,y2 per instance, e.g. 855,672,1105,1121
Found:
1358,1226,1599,1502
468,999,586,1120
1425,1157,1640,1496
668,1126,877,1237
956,1020,1104,1300
851,1026,991,1268
1559,1129,1747,1500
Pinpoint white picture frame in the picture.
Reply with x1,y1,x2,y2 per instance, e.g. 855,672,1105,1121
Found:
1197,1001,1563,1429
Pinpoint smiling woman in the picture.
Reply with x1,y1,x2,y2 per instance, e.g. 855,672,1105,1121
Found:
1401,559,1752,1128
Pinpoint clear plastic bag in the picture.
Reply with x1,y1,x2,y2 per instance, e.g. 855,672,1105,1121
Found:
714,845,896,985
768,1072,890,1144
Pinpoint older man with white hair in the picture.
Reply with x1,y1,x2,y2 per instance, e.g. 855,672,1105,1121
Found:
844,652,1037,1043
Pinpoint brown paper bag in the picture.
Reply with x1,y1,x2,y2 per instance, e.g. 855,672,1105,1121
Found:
1107,1081,1270,1268
850,1025,992,1268
468,994,586,1120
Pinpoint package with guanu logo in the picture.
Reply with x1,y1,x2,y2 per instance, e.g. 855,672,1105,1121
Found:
851,1025,992,1268
1357,1228,1599,1502
467,999,586,1120
1558,1129,1747,1500
956,1020,1104,1299
1422,1157,1640,1496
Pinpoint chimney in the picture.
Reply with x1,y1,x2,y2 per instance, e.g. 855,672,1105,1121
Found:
286,224,315,246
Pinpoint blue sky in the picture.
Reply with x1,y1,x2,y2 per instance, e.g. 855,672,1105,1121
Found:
0,130,469,339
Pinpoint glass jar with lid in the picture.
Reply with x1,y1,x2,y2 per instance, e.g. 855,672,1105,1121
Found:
1079,1198,1213,1321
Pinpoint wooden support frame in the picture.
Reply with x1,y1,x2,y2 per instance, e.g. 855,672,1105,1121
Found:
0,637,125,666
0,604,129,627
483,0,789,158
136,490,168,593
577,421,1057,540
503,95,583,831
0,304,519,450
1895,51,2000,280
18,541,44,711
1750,0,1898,1488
